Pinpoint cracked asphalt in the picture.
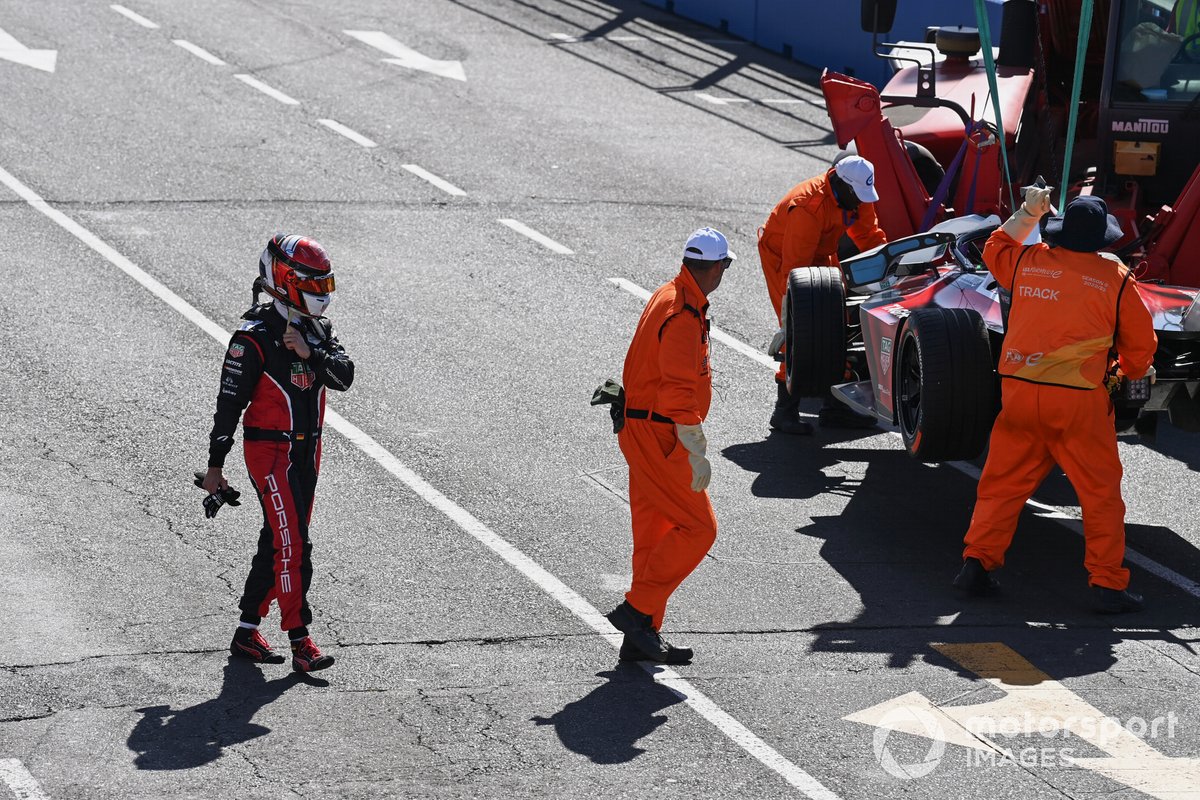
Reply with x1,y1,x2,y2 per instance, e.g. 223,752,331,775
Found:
2,1,1200,798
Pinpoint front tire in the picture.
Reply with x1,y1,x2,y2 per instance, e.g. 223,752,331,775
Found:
896,307,997,461
784,267,847,397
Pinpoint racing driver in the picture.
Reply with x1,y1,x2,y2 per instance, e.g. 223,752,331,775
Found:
201,233,354,671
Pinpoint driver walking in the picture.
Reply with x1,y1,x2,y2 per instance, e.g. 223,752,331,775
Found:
202,234,354,670
954,191,1157,613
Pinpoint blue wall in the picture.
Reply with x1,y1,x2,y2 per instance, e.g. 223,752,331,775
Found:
643,0,1005,87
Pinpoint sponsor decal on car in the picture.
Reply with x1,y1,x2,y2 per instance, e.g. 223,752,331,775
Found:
290,361,316,390
228,343,245,358
880,336,893,374
883,303,911,319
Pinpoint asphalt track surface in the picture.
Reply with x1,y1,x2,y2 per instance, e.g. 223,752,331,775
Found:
1,2,1199,799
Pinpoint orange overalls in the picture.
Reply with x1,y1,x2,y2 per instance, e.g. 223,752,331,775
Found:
758,168,886,379
963,229,1158,590
618,266,717,629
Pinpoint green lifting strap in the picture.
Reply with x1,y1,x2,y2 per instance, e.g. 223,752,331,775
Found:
1060,0,1096,210
973,0,1016,212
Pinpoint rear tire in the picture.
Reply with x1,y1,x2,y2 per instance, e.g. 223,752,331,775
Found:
784,267,847,397
896,307,997,461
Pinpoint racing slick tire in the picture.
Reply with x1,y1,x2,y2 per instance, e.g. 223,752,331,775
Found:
784,266,847,397
896,307,997,461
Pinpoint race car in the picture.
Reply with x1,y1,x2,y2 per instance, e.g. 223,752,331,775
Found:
781,215,1200,461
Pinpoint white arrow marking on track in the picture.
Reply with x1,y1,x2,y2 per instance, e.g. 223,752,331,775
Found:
344,30,465,82
847,643,1200,798
0,26,56,73
0,759,49,799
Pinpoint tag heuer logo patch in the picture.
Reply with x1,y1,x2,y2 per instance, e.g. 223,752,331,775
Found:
228,343,245,358
290,361,316,390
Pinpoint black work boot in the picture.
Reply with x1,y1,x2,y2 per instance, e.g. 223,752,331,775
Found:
1092,586,1144,614
818,397,878,429
953,557,1000,595
769,380,814,435
619,634,693,664
606,601,670,660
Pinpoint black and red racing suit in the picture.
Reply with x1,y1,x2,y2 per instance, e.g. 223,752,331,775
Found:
208,303,354,636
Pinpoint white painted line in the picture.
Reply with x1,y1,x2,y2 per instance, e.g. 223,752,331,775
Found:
696,93,751,105
401,164,466,197
317,118,376,148
609,274,1200,601
0,162,838,800
499,219,574,255
110,4,158,28
609,277,776,369
234,74,299,106
0,759,49,800
172,39,225,66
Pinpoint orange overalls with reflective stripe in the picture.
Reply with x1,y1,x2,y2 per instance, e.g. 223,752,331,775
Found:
963,229,1157,589
618,266,717,629
758,169,886,379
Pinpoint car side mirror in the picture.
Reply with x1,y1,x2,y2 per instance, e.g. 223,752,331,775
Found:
861,0,897,34
843,232,958,288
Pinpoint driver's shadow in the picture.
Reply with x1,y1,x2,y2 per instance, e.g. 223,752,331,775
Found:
128,658,306,770
532,665,682,764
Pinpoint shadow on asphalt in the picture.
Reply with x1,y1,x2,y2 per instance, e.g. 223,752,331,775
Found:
532,665,683,763
447,0,838,151
127,658,301,770
782,445,1200,683
721,428,882,500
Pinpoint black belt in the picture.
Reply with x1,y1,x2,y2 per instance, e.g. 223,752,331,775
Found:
244,427,322,442
625,408,673,424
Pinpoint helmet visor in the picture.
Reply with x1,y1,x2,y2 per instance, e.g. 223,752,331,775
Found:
288,272,335,294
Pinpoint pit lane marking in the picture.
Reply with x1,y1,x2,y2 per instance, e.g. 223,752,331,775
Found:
172,40,225,66
234,74,299,106
609,275,1200,602
110,4,158,29
317,118,376,147
847,642,1200,796
499,219,574,255
0,163,839,800
401,164,466,197
0,759,49,800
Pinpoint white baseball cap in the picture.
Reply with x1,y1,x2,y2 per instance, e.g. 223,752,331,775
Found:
834,155,880,203
682,226,737,262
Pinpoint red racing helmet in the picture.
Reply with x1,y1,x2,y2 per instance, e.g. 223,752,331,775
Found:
256,233,336,318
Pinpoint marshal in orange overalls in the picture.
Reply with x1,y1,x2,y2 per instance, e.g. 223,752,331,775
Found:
618,266,717,629
963,228,1157,590
758,167,886,380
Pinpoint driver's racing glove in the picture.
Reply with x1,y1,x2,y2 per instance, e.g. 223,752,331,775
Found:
192,472,242,519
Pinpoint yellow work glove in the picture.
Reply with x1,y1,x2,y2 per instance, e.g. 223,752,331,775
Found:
1000,184,1053,243
675,423,711,492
